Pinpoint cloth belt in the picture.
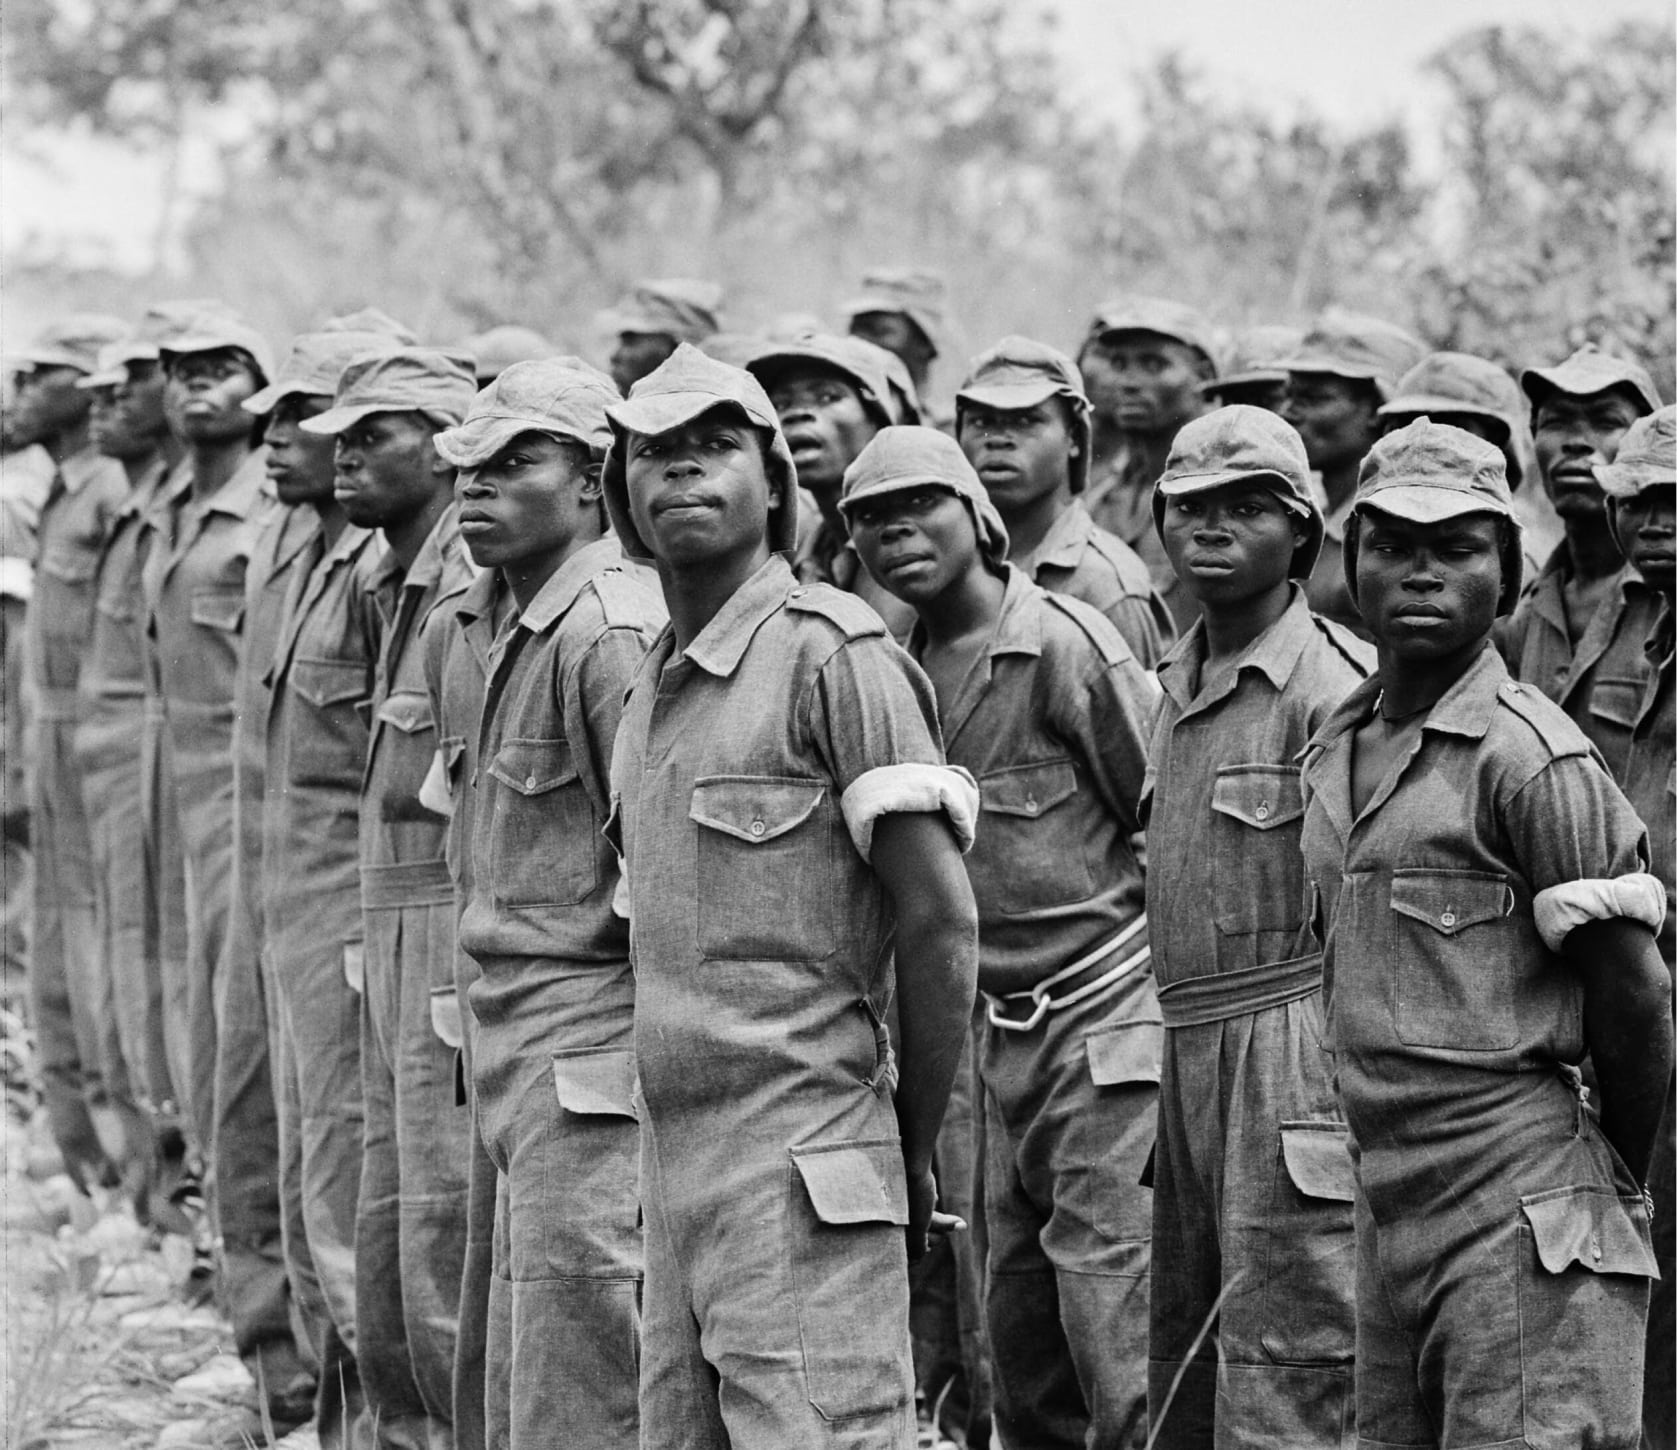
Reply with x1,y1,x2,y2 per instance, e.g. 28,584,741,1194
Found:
986,914,1150,1032
361,857,454,909
1155,953,1323,1028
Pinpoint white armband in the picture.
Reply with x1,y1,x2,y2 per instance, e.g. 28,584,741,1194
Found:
417,748,453,818
840,762,979,862
1533,873,1667,952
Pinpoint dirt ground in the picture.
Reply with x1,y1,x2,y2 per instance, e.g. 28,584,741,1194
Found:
1,1111,317,1450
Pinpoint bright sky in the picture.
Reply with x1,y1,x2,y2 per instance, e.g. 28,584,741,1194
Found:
2,0,1670,274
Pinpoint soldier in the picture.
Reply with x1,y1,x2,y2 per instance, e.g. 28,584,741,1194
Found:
433,358,665,1446
1199,325,1301,413
11,313,133,1191
1499,345,1663,779
1274,308,1427,634
1596,406,1675,1450
301,347,479,1447
1299,420,1670,1448
1143,406,1371,1447
1077,296,1219,632
843,267,949,421
600,279,723,397
955,334,1173,666
604,345,980,1447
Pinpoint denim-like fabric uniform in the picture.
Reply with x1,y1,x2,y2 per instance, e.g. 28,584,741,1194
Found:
421,568,507,1450
608,547,975,1448
1010,497,1173,669
355,504,477,1446
915,562,1162,1450
1301,643,1660,1446
1143,586,1371,1448
74,456,176,1133
263,518,386,1442
455,535,663,1447
1499,558,1661,780
213,499,319,1409
27,442,134,1188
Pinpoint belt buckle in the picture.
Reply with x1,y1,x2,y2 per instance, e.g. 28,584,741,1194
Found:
987,989,1050,1033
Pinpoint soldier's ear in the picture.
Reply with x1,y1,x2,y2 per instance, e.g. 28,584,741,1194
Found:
579,460,605,503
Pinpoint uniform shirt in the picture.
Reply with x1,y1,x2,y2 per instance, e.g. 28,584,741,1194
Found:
28,445,129,709
1500,551,1660,779
141,450,272,765
610,554,967,1136
360,505,473,874
1014,498,1174,669
78,458,174,720
909,564,1154,987
422,568,505,892
1299,643,1651,1150
263,522,384,965
459,537,663,975
1145,587,1371,988
1620,603,1673,968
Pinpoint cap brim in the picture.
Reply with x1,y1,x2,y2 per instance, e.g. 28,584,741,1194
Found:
1200,369,1286,393
244,378,321,415
956,380,1062,412
75,368,126,391
7,349,88,373
1355,485,1512,525
1595,461,1677,499
299,401,389,435
1277,353,1383,382
838,475,960,516
1377,393,1507,425
607,388,774,439
434,414,596,469
1156,468,1312,515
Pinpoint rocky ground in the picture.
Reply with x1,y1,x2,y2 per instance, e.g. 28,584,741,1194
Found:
2,1111,316,1450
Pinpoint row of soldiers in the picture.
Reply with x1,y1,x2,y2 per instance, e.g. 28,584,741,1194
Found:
0,269,1671,1450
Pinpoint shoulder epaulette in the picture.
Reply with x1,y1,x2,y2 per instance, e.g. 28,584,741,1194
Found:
1082,528,1155,596
1308,613,1377,679
589,565,662,631
1041,589,1132,667
784,582,887,640
1497,679,1592,760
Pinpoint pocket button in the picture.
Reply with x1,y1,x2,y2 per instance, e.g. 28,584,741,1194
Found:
1024,797,1039,815
1591,1234,1603,1263
525,773,538,789
1255,802,1270,821
1440,909,1456,928
750,818,766,837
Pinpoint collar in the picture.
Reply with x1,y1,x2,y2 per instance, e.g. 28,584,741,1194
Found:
56,444,115,496
1016,499,1094,575
196,448,270,522
905,562,1042,665
681,554,795,678
1648,597,1675,672
1310,639,1507,759
453,567,502,628
519,536,626,634
1157,584,1315,709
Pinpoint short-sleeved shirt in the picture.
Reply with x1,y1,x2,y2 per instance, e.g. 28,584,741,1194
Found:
361,505,473,873
29,446,130,708
1145,588,1371,989
459,537,664,984
908,565,1153,987
1014,498,1174,669
264,522,384,960
1300,643,1651,1150
611,554,952,1139
1620,605,1673,968
1500,550,1660,779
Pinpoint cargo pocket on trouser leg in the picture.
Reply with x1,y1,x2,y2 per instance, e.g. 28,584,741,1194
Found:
788,1139,915,1422
1259,1122,1356,1365
1518,1185,1656,1448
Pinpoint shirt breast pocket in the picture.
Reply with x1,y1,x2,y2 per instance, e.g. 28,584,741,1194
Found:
287,656,370,787
1587,675,1643,731
975,759,1091,915
1211,764,1307,936
375,690,439,821
188,585,244,635
487,738,599,908
689,777,834,960
1390,868,1517,1050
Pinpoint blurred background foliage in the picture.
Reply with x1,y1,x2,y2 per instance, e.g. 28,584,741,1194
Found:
3,0,1672,395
